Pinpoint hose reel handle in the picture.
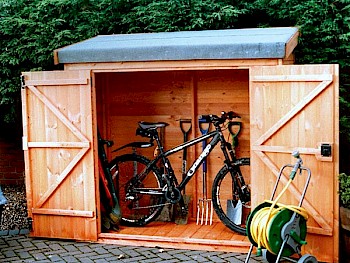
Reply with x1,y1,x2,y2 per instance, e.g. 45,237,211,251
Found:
290,151,303,180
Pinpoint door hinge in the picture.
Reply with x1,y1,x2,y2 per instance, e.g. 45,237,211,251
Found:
27,217,33,231
20,75,26,89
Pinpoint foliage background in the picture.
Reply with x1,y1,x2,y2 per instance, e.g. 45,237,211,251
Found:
1,0,350,168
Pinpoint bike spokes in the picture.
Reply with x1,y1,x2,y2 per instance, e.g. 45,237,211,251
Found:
113,154,164,226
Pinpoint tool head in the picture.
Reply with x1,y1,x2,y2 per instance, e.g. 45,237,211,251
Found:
198,116,211,135
228,121,242,137
227,199,242,225
179,119,192,134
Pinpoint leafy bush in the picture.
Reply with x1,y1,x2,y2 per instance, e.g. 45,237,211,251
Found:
339,173,350,209
1,0,350,152
120,0,246,33
0,0,126,128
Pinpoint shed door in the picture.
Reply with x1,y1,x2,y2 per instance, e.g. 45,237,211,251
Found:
21,70,97,241
250,64,338,262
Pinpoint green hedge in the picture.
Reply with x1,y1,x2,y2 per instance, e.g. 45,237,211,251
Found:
1,0,349,150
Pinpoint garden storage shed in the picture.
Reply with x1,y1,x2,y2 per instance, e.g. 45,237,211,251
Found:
21,27,339,263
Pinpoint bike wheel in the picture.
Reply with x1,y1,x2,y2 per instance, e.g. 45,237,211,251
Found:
108,154,165,226
212,166,250,235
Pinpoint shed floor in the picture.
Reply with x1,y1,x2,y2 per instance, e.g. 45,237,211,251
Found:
98,220,251,253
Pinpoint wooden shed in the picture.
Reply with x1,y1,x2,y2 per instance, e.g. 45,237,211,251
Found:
21,27,339,262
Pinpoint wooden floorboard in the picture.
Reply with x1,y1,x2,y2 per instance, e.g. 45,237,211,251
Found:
99,220,251,253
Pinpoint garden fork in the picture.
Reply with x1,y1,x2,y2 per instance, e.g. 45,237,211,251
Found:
196,118,213,225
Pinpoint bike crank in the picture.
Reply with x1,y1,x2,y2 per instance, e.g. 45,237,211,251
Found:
165,187,182,204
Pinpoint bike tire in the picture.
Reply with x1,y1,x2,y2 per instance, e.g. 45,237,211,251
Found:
212,165,249,235
108,154,165,226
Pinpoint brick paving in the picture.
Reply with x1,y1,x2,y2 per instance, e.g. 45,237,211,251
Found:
0,234,266,263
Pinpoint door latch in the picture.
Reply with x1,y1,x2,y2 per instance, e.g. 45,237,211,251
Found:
321,143,332,157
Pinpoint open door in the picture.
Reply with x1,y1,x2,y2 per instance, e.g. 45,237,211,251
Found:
21,70,97,241
250,64,339,263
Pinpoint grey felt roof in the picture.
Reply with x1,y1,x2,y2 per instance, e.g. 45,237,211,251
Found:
55,27,298,64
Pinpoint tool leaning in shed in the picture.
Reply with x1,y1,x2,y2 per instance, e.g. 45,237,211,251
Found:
174,119,192,225
98,130,122,231
226,120,244,226
197,117,213,225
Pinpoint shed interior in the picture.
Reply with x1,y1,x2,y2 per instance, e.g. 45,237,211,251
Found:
94,69,252,250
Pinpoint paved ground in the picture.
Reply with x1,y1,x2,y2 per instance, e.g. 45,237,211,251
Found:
0,233,265,263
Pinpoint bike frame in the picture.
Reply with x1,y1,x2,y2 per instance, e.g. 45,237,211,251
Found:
146,128,233,194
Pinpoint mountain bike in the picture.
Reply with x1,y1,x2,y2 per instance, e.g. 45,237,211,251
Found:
108,111,251,235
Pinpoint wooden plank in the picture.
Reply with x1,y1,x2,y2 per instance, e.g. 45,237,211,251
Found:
79,84,96,240
251,74,333,82
28,142,90,148
282,53,295,65
21,88,33,219
24,78,88,86
332,64,340,262
100,231,249,246
137,222,165,236
98,229,251,253
190,224,216,239
203,222,227,240
166,223,193,238
252,144,333,162
191,73,199,214
285,30,299,59
32,208,94,217
217,226,236,241
177,222,202,238
152,223,175,237
63,58,282,71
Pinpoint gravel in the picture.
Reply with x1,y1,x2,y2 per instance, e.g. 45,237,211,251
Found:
0,184,29,231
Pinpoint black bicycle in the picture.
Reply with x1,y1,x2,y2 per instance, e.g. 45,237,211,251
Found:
108,111,251,234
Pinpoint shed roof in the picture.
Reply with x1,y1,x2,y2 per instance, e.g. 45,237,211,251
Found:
54,27,299,64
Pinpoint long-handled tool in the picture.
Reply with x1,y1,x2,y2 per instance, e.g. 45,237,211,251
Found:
98,130,122,230
226,121,243,225
175,119,192,225
196,117,213,225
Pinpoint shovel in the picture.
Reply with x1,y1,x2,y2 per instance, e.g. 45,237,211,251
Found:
175,119,192,225
226,121,243,225
196,118,213,225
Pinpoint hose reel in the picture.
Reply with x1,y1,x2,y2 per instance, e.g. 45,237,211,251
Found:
245,151,318,263
246,198,308,257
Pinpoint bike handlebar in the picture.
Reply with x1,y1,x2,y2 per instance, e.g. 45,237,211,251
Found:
198,111,241,125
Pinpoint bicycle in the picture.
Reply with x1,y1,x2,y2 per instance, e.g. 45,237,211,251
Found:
108,111,251,235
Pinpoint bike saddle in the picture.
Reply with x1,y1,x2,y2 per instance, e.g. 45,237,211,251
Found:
138,121,169,130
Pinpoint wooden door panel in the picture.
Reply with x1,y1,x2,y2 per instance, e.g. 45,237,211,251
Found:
250,64,338,262
21,70,97,240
